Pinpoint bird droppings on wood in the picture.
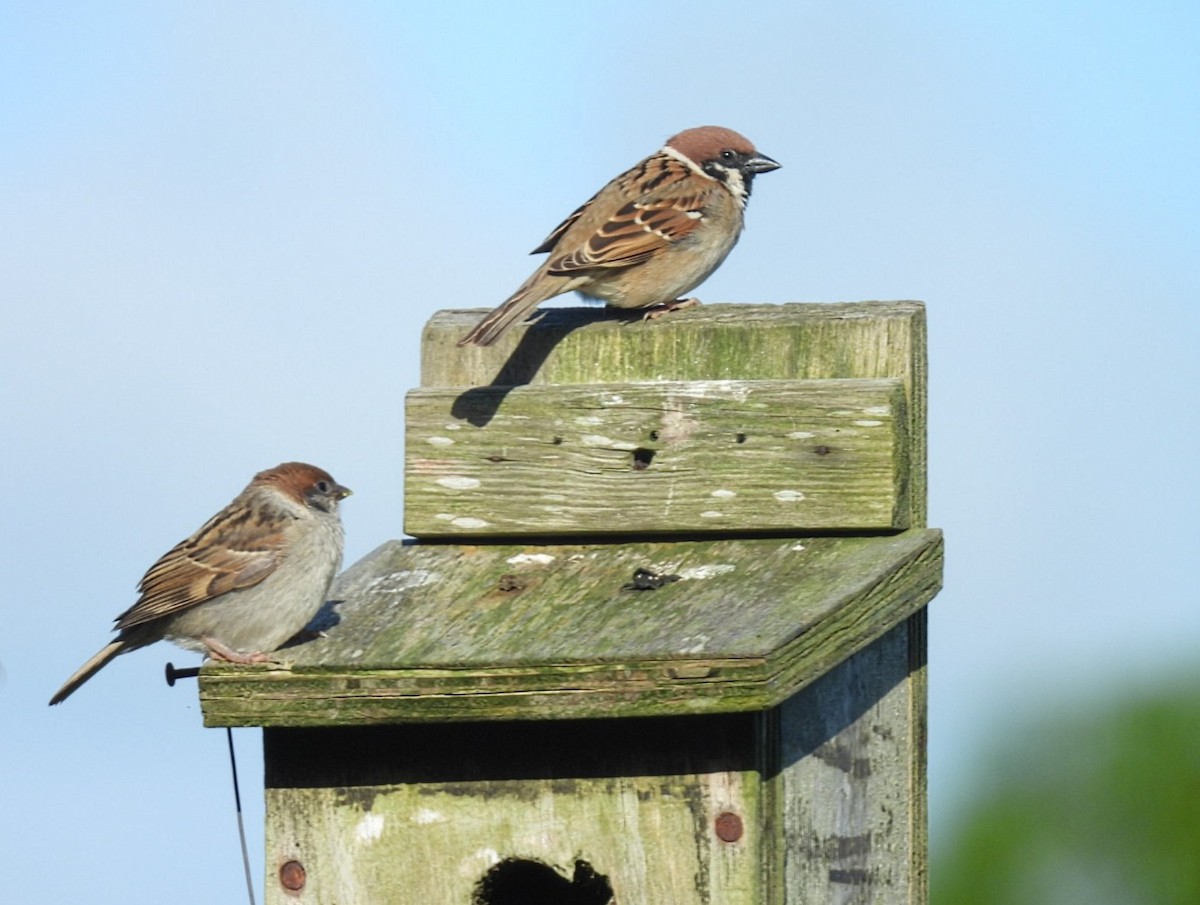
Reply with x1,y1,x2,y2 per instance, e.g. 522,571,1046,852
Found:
677,634,712,654
365,569,439,596
437,476,480,490
676,564,736,581
505,553,556,566
355,812,385,842
581,433,639,451
412,807,447,826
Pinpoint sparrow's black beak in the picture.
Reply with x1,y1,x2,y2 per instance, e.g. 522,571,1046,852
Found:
745,153,781,175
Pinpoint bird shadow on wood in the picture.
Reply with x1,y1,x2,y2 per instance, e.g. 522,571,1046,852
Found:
451,308,634,427
279,598,345,650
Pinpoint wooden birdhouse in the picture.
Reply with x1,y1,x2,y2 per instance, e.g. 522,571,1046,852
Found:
200,301,942,904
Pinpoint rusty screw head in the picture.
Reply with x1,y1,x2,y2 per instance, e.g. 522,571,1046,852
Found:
280,860,306,892
715,811,743,842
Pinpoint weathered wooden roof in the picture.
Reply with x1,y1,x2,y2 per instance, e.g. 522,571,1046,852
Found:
199,529,941,726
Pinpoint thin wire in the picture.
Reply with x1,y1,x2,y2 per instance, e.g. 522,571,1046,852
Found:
226,727,257,905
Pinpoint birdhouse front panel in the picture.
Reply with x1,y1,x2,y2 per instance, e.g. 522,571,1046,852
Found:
263,715,764,905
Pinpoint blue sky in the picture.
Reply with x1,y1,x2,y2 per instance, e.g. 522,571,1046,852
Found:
3,2,1198,901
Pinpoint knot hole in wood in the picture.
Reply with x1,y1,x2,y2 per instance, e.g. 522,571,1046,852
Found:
631,448,655,470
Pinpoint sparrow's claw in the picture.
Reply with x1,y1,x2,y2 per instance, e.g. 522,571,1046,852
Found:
202,636,278,665
642,297,702,321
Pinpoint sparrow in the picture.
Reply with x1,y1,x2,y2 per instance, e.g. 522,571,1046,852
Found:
49,462,351,705
457,125,780,347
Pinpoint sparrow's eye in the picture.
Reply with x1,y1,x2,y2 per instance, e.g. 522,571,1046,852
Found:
315,480,331,494
720,149,737,163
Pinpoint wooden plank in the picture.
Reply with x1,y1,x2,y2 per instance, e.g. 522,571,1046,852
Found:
421,302,927,527
770,620,920,904
262,715,761,905
198,529,942,727
405,378,910,537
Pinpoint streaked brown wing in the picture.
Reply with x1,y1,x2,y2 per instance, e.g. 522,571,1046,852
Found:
115,503,288,630
547,191,710,273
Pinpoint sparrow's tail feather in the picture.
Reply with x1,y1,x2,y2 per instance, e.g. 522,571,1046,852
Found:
457,273,578,347
49,640,128,705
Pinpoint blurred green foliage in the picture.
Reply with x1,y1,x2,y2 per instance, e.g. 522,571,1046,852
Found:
933,683,1200,905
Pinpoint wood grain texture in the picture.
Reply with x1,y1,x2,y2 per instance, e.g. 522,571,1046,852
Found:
421,302,927,527
198,530,942,727
771,620,918,904
406,378,910,537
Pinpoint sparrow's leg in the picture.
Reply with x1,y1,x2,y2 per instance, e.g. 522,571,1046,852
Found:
202,636,276,665
641,297,702,321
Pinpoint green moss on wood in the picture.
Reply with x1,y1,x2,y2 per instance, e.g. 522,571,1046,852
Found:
199,530,942,727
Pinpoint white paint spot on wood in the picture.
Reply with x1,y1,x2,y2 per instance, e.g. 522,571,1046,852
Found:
601,394,625,405
774,490,805,502
355,813,385,842
436,476,480,490
434,513,455,521
854,419,884,427
710,489,737,499
506,553,556,566
862,405,891,416
350,648,364,658
679,564,736,580
790,543,807,552
367,569,439,594
679,634,711,653
443,423,463,431
450,516,490,529
574,416,603,426
412,808,446,825
460,848,502,879
787,431,816,439
426,436,455,447
700,510,724,518
682,380,751,402
581,434,637,450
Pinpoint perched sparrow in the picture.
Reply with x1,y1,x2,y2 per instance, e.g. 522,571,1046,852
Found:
49,462,351,705
458,125,780,347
